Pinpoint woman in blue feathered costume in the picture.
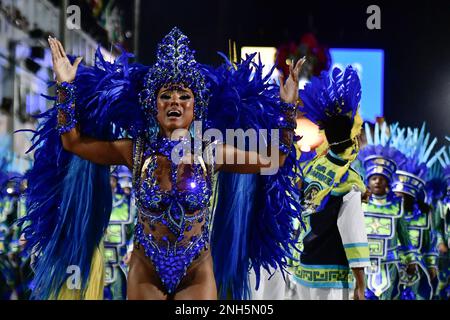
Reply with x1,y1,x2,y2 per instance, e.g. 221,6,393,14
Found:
21,27,304,300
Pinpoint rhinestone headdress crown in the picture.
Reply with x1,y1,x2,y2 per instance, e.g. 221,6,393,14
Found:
139,27,209,122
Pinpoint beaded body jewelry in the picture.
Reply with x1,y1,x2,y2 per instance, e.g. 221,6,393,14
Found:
55,82,77,134
133,136,213,294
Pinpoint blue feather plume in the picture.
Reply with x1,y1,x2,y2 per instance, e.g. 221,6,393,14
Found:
359,122,406,170
425,160,446,204
299,66,361,127
20,47,148,299
390,123,443,179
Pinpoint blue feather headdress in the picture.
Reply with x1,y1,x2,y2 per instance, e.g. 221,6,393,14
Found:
359,122,406,183
139,27,209,129
117,165,132,190
425,161,447,204
437,136,450,194
299,66,361,130
298,66,364,210
390,123,443,199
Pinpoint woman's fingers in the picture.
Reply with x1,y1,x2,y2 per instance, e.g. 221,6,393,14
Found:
48,41,56,65
291,68,297,83
48,37,55,60
278,72,285,86
289,62,297,83
294,57,306,81
295,57,305,72
48,37,61,60
55,38,67,58
73,57,83,69
51,38,61,59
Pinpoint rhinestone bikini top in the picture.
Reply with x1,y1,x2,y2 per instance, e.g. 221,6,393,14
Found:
132,136,214,236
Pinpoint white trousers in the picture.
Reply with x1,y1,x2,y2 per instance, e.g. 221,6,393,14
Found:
249,268,286,300
290,277,352,300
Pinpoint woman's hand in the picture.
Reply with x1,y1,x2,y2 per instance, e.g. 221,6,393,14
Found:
48,36,82,83
279,57,306,103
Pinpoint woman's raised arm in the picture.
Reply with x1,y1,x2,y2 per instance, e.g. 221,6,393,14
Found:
215,58,305,174
49,37,133,168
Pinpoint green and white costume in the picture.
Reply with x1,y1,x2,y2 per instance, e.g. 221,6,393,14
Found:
359,122,415,299
291,151,370,299
436,139,450,299
103,167,136,300
364,195,415,299
390,124,442,300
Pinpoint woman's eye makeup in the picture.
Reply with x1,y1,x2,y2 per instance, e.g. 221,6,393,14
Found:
159,91,192,100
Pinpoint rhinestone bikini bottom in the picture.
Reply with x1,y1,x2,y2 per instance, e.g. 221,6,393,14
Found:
134,222,207,294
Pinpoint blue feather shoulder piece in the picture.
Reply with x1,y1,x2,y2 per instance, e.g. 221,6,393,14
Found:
19,47,147,299
206,53,302,299
74,47,149,138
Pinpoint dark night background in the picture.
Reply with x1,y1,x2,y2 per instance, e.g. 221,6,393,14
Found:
137,0,450,141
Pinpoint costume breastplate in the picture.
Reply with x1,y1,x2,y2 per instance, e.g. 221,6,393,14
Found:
364,196,402,273
403,205,430,251
132,136,213,294
364,196,402,240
